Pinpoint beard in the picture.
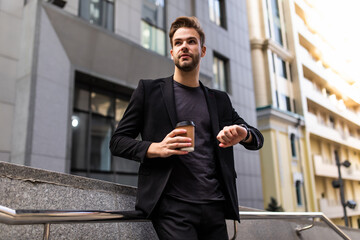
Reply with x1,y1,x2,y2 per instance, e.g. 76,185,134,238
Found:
174,53,200,72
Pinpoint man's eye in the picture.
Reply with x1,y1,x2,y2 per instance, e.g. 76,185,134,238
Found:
175,42,181,46
189,40,196,44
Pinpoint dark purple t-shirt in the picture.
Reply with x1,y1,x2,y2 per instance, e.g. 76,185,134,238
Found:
164,80,224,203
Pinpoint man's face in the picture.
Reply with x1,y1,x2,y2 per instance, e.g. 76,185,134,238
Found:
170,27,206,72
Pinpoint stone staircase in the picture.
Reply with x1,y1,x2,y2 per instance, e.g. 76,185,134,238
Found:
1,161,359,239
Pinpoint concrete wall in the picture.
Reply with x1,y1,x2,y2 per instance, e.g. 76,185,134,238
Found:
0,0,23,162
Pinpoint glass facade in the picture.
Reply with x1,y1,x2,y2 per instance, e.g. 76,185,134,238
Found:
71,72,139,186
141,0,166,55
213,53,229,92
79,0,114,31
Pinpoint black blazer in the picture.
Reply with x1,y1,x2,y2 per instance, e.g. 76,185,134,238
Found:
110,76,263,220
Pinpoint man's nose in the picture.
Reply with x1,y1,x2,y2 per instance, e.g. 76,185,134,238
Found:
180,42,189,50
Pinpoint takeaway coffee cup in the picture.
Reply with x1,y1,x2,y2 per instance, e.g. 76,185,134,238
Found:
175,121,195,152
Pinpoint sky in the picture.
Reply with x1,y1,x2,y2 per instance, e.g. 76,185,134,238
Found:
315,0,360,82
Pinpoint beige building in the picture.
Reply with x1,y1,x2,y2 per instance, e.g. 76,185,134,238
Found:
247,0,360,227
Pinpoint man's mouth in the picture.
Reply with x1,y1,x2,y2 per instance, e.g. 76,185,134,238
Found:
180,54,191,59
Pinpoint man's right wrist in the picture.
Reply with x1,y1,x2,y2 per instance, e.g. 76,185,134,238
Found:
146,142,159,158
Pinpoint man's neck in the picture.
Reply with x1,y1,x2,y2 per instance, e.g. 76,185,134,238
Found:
173,67,200,87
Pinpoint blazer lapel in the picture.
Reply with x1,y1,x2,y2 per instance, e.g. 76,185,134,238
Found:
201,83,220,139
161,76,178,128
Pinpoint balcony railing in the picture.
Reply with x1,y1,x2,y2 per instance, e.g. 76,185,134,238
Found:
302,78,360,125
306,114,360,150
0,205,351,240
319,198,360,219
299,46,360,105
313,155,360,181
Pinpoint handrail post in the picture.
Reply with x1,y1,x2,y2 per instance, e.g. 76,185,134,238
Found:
295,218,315,235
229,220,238,240
43,223,50,240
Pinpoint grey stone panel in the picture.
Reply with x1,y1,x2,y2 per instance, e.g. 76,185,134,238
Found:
27,5,71,172
0,151,10,162
0,103,13,152
43,3,174,90
0,0,23,19
10,0,39,166
0,57,17,105
0,10,22,60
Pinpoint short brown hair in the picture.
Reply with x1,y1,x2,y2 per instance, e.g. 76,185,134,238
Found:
169,16,205,47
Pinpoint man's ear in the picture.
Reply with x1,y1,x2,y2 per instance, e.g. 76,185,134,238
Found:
201,45,206,58
170,49,174,60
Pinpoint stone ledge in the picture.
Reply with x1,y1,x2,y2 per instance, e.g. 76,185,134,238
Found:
0,161,137,195
0,161,157,239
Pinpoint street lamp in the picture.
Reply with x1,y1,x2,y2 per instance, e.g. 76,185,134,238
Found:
332,152,357,227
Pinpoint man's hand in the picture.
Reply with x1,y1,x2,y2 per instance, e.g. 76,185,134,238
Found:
146,129,192,158
217,125,250,148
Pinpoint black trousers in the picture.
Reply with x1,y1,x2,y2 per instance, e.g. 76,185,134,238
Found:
151,196,229,240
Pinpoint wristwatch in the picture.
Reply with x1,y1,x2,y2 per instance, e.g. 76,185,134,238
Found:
240,124,250,143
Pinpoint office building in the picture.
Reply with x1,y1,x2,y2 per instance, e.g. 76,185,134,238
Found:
0,0,263,209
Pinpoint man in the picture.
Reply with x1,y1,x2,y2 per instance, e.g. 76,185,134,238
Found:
110,16,263,240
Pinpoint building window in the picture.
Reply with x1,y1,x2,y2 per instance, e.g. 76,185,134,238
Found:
275,55,288,79
290,133,296,158
276,92,292,112
295,180,302,206
141,0,166,55
79,0,114,31
267,0,284,46
213,53,229,92
208,0,226,28
71,72,139,186
285,95,291,112
271,53,295,113
329,116,335,129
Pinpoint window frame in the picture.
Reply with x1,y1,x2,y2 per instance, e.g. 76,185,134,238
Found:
271,53,295,113
290,133,297,158
141,0,167,56
78,0,115,32
295,180,303,206
212,52,230,93
266,0,287,47
208,0,227,29
71,71,137,186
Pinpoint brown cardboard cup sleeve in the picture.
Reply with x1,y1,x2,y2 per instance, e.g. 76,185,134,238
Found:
175,121,195,152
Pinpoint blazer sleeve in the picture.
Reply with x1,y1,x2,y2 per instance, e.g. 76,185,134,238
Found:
227,94,264,150
109,80,152,163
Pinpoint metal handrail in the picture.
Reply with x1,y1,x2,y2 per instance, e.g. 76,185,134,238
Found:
0,205,351,240
239,211,351,240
